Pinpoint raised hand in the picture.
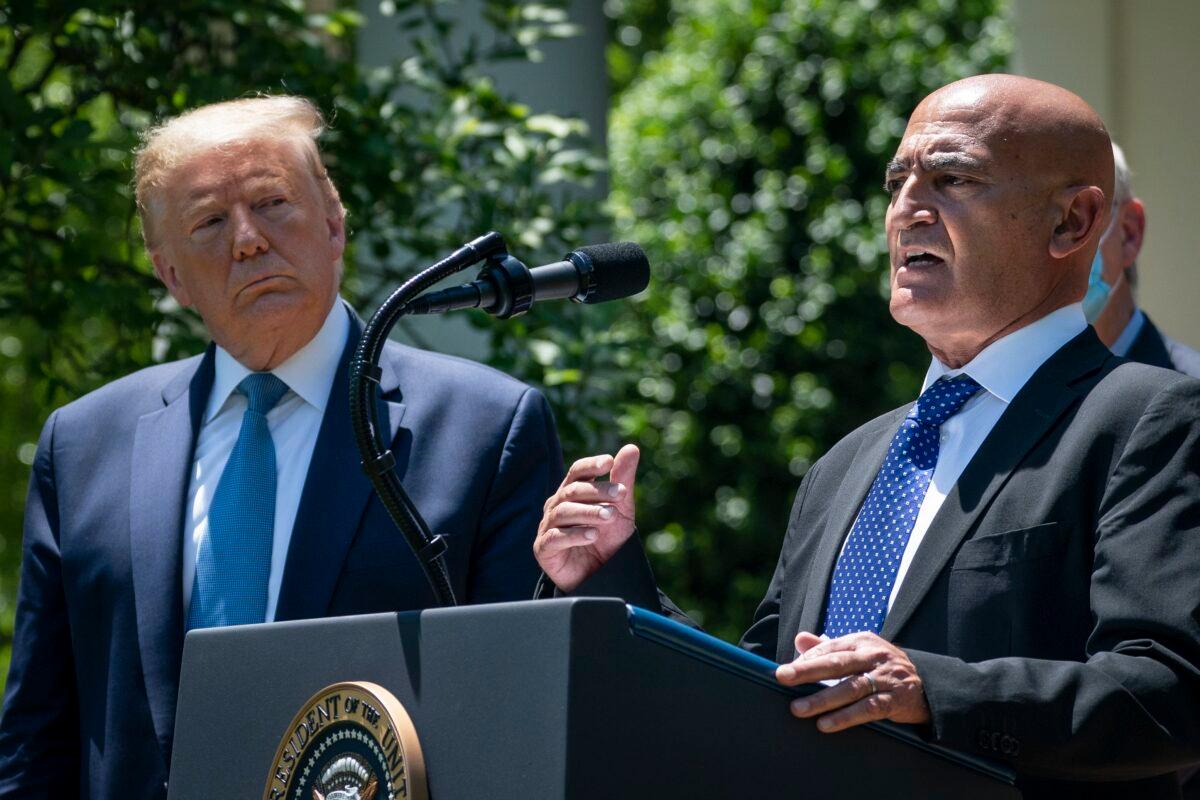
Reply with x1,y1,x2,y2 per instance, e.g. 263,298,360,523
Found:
534,444,640,592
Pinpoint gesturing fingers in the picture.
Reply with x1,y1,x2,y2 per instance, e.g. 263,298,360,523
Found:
559,480,627,505
535,445,641,592
534,526,599,557
544,500,619,530
609,444,640,495
561,454,616,488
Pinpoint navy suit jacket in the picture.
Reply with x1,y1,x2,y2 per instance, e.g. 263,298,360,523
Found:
1125,313,1200,379
0,313,563,799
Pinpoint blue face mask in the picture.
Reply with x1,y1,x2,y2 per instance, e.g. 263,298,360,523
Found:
1082,250,1111,323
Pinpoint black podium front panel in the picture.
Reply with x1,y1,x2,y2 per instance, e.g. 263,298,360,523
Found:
168,598,1018,799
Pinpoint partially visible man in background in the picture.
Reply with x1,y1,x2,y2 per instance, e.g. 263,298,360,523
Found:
0,95,563,799
1086,142,1200,376
1088,140,1200,800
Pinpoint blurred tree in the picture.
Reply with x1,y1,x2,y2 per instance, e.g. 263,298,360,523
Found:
607,0,1011,640
602,0,674,97
0,0,605,679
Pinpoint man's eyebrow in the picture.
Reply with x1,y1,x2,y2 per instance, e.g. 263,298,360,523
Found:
183,186,218,204
182,170,289,199
922,152,985,171
178,193,220,220
885,153,988,179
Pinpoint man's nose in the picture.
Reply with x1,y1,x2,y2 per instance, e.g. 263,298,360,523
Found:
890,178,937,230
230,206,269,261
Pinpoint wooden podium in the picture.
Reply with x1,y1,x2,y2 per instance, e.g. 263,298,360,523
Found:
167,598,1018,798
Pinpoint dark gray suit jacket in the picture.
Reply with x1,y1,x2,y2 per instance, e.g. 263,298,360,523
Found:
579,328,1200,799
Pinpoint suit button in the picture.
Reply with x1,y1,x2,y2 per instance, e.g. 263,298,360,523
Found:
999,735,1013,755
1010,738,1020,757
977,730,992,750
990,732,1002,752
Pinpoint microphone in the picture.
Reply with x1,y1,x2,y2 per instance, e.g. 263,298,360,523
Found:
406,242,650,319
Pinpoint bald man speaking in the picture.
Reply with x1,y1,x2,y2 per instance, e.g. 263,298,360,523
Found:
534,76,1200,797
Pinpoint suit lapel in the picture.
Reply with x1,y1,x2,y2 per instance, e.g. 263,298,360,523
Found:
129,350,213,760
879,331,1111,640
794,407,909,636
273,318,408,621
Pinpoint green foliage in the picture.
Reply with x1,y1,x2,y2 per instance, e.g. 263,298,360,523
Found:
0,0,604,679
0,0,1015,686
607,0,1011,640
603,0,675,97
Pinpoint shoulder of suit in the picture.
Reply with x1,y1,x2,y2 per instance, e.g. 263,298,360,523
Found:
380,339,541,402
1077,360,1200,437
53,354,206,423
1100,357,1198,397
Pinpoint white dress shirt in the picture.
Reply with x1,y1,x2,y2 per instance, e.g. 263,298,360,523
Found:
837,304,1088,613
182,300,349,622
1109,307,1146,357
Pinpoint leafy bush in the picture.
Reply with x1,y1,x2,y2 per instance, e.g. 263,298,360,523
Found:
0,0,603,676
607,0,1011,640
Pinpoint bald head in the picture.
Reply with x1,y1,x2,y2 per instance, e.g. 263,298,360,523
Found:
912,75,1113,206
885,74,1113,367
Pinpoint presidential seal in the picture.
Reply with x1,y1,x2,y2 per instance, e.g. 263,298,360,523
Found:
264,682,427,800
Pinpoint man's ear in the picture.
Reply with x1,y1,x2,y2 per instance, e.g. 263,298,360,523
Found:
1049,185,1106,260
325,203,346,261
150,250,192,307
1117,198,1146,268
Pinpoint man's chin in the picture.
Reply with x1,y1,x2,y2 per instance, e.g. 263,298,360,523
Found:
888,292,948,331
238,284,309,317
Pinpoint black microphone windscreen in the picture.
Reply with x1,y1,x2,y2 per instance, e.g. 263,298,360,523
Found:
575,242,650,303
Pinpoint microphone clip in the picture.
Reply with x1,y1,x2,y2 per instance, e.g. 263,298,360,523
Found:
565,248,597,303
477,254,535,319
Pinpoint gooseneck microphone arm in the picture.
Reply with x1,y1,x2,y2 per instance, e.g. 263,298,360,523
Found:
349,231,508,608
351,233,648,608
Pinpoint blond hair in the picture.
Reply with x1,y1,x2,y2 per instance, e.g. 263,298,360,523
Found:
133,95,342,247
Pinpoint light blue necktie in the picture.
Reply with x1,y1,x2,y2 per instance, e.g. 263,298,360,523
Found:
187,373,289,630
821,375,982,638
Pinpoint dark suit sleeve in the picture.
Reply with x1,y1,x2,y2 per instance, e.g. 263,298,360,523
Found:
532,533,696,626
465,388,565,603
911,380,1200,781
738,461,821,661
0,411,81,796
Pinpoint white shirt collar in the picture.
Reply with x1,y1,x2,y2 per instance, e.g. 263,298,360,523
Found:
1109,307,1146,357
922,303,1088,404
206,299,350,423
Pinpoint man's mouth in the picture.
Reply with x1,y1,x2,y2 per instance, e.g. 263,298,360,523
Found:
242,274,289,292
900,250,945,268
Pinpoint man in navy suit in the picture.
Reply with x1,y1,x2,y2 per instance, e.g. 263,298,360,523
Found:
1086,141,1200,377
0,96,563,799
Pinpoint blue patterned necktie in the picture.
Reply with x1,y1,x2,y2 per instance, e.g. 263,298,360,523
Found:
187,373,289,630
821,375,982,638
